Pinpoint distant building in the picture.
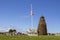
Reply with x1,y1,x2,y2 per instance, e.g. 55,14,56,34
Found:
26,28,38,36
48,33,55,36
0,32,17,36
37,16,47,36
0,32,5,35
55,33,60,36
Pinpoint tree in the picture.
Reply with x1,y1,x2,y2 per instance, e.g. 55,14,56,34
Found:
9,29,13,33
13,29,16,32
9,29,16,36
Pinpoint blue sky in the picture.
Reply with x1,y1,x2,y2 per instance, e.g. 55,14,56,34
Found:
0,0,60,33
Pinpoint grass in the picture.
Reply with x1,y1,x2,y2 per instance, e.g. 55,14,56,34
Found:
0,35,60,40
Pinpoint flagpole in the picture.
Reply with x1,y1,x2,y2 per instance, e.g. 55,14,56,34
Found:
30,4,34,29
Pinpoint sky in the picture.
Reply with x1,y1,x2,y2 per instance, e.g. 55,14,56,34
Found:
0,0,60,33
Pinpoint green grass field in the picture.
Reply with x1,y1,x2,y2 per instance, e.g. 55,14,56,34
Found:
0,35,60,40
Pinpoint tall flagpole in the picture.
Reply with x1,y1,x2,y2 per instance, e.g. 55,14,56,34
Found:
30,4,34,29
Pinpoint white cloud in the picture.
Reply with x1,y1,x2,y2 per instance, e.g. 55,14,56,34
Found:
0,27,11,32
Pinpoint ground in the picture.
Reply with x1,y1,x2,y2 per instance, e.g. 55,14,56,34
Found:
0,35,60,40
